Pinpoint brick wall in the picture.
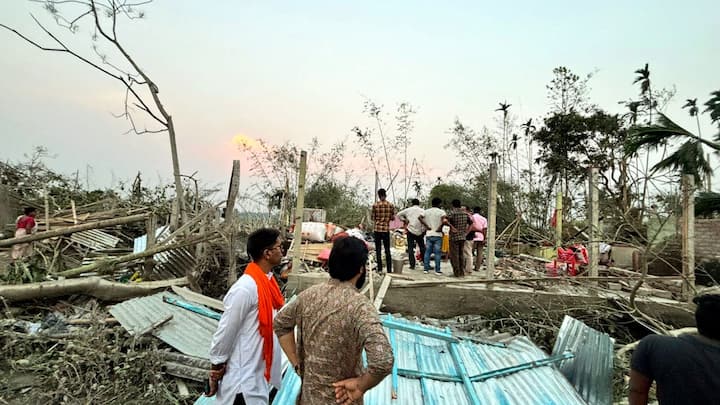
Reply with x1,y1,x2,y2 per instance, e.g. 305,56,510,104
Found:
696,219,720,263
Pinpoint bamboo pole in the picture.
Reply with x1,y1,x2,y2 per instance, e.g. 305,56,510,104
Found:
555,186,563,250
0,213,148,248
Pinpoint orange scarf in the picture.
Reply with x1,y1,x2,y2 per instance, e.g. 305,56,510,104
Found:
244,262,285,382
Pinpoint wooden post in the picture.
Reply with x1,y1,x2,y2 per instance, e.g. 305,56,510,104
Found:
70,200,78,225
555,186,563,250
588,168,600,279
486,162,498,286
706,153,712,192
681,174,696,301
292,151,308,271
44,189,50,231
227,160,241,286
144,214,157,276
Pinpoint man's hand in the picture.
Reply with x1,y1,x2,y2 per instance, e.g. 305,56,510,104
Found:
205,363,226,397
333,377,365,405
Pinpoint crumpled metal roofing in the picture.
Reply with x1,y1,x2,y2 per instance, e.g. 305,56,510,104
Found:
271,315,587,405
70,229,120,250
133,225,196,279
552,316,614,405
109,292,217,359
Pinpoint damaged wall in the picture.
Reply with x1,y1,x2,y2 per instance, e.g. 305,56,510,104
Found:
695,219,720,263
0,185,22,237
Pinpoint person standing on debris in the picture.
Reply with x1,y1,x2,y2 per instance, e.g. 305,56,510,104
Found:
11,207,38,261
470,206,488,272
461,205,474,274
418,197,447,275
447,199,471,277
629,292,720,405
274,236,394,405
371,188,394,273
207,228,286,405
397,198,426,270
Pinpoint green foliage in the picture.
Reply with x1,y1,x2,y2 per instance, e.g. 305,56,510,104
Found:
704,90,720,126
625,113,720,183
304,179,368,227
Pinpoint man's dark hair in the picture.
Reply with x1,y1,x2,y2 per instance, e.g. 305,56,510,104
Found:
431,197,442,207
246,228,280,261
451,199,461,208
411,198,420,206
377,188,387,198
24,207,37,216
473,206,481,214
328,236,368,281
693,293,720,339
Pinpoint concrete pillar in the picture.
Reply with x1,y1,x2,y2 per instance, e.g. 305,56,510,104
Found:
681,174,695,301
486,162,498,287
292,151,308,272
588,168,600,279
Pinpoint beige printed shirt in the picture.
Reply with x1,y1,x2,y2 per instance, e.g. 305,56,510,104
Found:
273,279,394,404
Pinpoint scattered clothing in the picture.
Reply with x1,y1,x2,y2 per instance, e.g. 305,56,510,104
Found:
273,279,394,405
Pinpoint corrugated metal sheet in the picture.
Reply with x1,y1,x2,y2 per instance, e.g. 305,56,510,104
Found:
70,229,120,250
109,292,218,359
134,225,196,279
270,315,587,405
552,316,614,405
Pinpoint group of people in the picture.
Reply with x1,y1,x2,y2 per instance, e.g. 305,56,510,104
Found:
208,228,393,405
372,189,487,278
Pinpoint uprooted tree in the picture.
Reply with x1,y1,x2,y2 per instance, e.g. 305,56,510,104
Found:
0,0,187,228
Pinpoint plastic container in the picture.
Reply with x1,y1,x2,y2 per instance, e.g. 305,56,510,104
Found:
392,258,404,274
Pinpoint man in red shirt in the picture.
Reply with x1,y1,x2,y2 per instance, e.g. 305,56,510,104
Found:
11,207,38,260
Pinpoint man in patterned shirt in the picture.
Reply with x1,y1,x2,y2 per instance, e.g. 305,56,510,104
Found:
447,199,471,277
371,188,394,273
274,236,394,404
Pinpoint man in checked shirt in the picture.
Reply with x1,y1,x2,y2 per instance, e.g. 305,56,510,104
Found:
371,188,395,273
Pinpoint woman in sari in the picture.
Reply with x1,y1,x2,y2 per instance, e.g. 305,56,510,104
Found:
11,207,38,260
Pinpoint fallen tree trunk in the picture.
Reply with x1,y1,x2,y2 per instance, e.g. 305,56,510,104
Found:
0,213,148,247
0,276,187,302
56,231,221,278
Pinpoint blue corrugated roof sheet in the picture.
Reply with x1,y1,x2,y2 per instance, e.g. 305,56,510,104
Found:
268,315,587,405
552,316,614,405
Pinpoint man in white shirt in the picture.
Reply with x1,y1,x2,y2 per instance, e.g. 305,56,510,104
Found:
397,199,426,270
207,228,286,405
419,197,447,275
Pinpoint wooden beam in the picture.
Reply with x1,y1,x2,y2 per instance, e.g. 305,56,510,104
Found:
373,275,392,310
292,151,308,272
0,276,188,302
0,213,148,248
171,285,224,312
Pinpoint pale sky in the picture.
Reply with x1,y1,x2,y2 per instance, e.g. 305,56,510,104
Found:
1,0,719,200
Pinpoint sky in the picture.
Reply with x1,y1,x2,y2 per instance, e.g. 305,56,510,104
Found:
1,0,719,203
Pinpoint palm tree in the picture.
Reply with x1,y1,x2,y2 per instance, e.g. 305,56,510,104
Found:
521,119,536,185
683,98,701,135
496,102,512,181
625,113,720,185
633,63,652,123
704,90,720,132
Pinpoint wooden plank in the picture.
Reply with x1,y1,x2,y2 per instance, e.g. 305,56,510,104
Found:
171,285,224,312
373,275,392,310
390,275,687,289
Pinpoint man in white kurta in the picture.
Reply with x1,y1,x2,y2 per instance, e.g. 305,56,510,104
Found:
208,228,285,405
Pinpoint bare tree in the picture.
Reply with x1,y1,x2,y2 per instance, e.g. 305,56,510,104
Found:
1,0,186,228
